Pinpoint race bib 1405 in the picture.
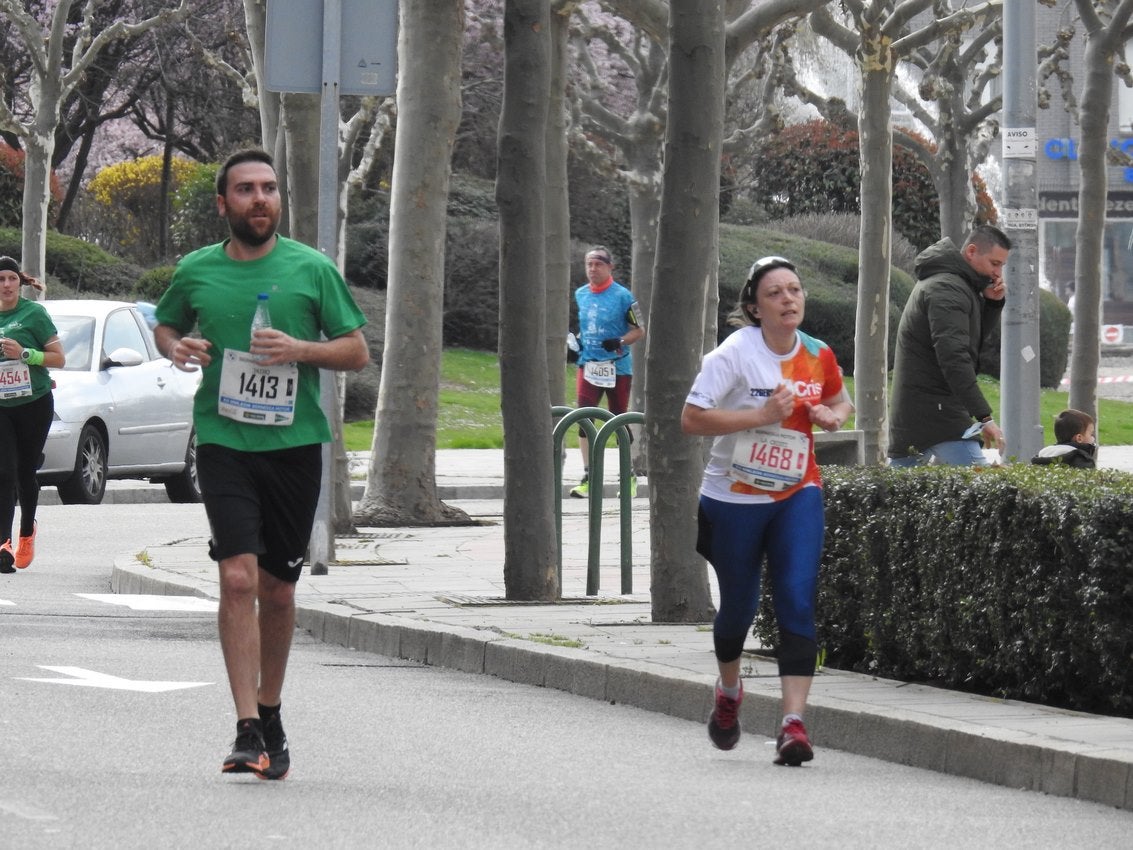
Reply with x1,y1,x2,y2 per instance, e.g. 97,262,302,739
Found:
583,359,616,388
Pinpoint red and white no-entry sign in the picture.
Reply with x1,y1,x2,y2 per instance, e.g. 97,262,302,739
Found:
1102,324,1124,344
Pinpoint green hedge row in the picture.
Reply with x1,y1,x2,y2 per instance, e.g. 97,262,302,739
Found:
756,465,1133,717
0,226,144,296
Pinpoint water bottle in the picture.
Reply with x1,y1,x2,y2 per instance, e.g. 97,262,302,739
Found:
251,293,271,360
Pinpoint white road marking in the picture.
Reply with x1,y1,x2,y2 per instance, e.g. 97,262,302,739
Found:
0,598,14,606
77,593,218,612
17,666,212,693
0,800,59,821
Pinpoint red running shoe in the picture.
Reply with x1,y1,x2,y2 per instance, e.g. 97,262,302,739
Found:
15,520,36,569
707,682,744,750
774,716,814,766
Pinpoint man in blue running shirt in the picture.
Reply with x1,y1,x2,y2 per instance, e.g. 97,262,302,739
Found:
570,246,644,498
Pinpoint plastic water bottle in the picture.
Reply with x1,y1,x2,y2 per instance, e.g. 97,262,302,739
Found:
251,293,271,360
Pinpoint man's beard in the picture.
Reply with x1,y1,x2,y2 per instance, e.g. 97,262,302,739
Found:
228,210,278,247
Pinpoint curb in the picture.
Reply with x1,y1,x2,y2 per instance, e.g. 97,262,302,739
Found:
43,481,649,506
111,557,1133,810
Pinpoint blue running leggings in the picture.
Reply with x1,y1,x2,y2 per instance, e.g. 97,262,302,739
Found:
697,487,824,675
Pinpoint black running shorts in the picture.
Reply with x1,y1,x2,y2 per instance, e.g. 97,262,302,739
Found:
197,442,322,584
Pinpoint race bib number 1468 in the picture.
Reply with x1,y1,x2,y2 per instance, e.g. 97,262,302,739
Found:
728,426,809,492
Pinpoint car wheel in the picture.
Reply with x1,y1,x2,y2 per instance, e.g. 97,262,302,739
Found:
57,424,108,505
164,432,201,503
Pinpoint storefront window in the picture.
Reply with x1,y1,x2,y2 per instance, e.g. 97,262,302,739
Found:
1041,218,1133,308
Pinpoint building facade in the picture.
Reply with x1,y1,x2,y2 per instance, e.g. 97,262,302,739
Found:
1036,5,1133,327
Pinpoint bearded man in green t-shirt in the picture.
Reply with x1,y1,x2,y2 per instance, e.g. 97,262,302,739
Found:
155,148,369,780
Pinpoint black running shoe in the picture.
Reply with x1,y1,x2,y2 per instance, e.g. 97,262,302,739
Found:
0,540,15,574
707,682,743,750
222,719,269,776
259,710,291,780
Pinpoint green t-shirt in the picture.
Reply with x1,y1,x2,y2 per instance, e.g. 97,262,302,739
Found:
0,298,58,407
155,236,366,452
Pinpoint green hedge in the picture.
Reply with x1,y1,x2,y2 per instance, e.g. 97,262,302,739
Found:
980,288,1072,388
756,466,1133,717
0,226,143,295
718,225,915,375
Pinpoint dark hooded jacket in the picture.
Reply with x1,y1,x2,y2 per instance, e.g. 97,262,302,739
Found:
1031,442,1097,469
889,238,1005,459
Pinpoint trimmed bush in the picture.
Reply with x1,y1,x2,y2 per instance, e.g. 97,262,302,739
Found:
0,227,143,295
171,162,228,256
768,212,920,278
756,465,1133,717
980,288,1071,388
718,224,915,375
88,155,197,264
133,266,176,303
747,120,995,253
444,217,501,349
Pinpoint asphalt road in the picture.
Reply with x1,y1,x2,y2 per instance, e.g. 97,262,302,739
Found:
3,503,1133,849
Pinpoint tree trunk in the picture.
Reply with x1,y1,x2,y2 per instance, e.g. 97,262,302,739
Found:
243,0,290,234
853,32,895,466
646,0,722,624
1069,19,1119,422
353,0,469,527
20,74,61,298
281,93,320,243
937,116,971,246
159,103,174,261
277,91,356,543
56,128,95,234
626,160,663,475
498,0,558,600
545,3,573,407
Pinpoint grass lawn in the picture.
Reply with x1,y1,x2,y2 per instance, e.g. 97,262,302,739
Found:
343,348,1133,451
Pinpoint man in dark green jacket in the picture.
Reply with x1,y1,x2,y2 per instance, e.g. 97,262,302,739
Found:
889,225,1011,466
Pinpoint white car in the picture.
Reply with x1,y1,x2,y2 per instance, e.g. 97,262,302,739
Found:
36,299,201,504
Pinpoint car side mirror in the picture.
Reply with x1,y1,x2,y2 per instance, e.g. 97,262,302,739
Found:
103,347,145,369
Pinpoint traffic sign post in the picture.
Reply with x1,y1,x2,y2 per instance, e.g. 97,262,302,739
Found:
1102,324,1124,344
264,0,398,573
265,0,397,96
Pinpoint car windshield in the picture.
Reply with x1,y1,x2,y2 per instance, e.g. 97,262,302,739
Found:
51,315,95,372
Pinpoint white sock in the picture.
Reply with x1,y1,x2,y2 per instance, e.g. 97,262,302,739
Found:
717,679,741,699
782,712,803,727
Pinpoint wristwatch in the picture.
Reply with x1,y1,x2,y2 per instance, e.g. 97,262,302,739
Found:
20,348,31,363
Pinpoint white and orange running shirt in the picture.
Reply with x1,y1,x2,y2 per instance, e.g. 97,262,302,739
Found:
686,325,845,504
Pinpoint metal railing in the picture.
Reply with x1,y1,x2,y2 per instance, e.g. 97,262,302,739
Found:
551,406,644,595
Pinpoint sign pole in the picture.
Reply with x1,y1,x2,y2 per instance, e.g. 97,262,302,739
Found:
263,0,397,575
1000,0,1044,463
309,0,343,576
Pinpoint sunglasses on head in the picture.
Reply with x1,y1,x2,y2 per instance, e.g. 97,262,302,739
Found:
741,256,797,301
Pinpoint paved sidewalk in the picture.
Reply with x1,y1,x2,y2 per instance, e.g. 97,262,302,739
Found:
111,448,1133,811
